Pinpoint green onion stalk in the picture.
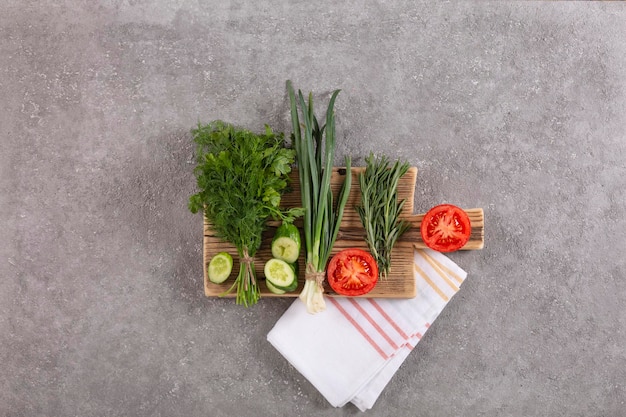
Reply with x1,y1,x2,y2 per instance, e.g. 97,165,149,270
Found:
287,80,352,314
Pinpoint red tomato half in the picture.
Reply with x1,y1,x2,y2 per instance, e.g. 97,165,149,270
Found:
420,204,471,252
327,249,379,296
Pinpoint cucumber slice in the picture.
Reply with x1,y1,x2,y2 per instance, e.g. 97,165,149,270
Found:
271,223,301,263
207,252,233,284
264,258,297,291
265,279,286,295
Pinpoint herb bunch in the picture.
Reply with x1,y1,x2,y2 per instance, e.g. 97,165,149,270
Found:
189,121,302,307
356,153,411,279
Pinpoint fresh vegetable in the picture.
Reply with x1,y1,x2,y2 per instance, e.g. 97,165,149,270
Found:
420,204,471,252
207,252,234,284
264,258,298,292
271,222,301,263
265,279,286,295
326,248,379,296
189,121,303,307
287,80,352,314
356,153,411,279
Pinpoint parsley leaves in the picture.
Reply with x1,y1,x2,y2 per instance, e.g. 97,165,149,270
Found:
189,121,301,306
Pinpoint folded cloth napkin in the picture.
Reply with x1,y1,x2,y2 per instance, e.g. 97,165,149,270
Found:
267,248,468,411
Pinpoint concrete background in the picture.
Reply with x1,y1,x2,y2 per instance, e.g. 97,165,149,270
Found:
2,1,625,416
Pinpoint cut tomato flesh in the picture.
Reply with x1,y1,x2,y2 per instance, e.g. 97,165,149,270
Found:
421,204,471,252
327,248,379,296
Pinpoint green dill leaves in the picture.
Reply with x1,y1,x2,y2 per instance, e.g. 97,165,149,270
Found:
189,120,299,306
356,153,411,280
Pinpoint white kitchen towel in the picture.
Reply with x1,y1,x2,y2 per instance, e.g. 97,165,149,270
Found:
267,248,468,411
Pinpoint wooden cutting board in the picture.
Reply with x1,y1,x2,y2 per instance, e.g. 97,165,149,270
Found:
203,167,484,299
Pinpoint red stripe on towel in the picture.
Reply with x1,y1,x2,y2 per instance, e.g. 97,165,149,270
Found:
405,333,424,350
328,298,389,360
367,299,410,340
348,299,398,350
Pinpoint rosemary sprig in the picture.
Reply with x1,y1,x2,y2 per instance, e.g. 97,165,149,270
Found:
356,153,411,279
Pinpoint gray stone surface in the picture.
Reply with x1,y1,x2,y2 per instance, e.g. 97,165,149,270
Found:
2,1,625,416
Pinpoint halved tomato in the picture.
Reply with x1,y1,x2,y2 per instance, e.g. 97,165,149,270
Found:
327,248,379,296
421,204,471,252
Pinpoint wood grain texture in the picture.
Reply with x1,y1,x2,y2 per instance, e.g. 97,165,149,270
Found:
202,167,484,299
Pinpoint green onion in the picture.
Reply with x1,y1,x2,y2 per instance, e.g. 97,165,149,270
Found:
287,80,352,313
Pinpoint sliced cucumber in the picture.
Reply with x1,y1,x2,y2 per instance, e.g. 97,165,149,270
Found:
271,223,301,263
207,252,233,284
265,279,286,295
264,258,298,292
